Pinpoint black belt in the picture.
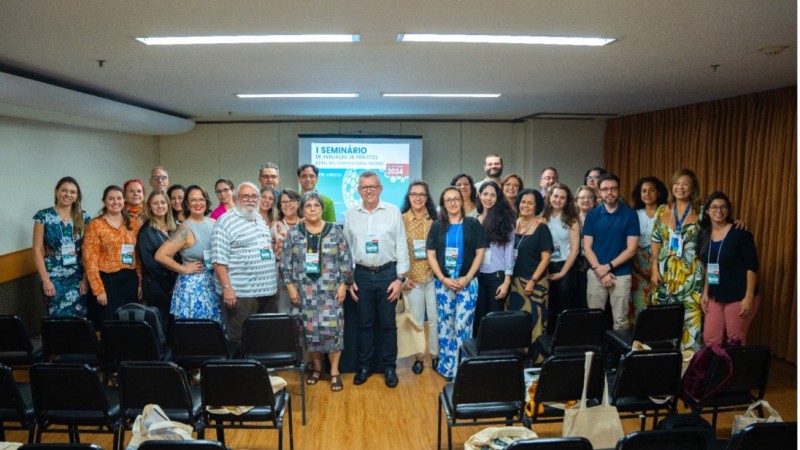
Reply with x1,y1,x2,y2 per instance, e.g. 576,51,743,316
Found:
355,261,396,273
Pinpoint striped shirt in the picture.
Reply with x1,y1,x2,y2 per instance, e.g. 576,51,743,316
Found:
211,208,278,297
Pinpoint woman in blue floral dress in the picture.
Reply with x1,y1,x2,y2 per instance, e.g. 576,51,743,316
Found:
33,177,91,317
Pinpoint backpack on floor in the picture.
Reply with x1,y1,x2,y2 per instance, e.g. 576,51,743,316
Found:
679,343,733,404
114,303,167,353
657,413,718,445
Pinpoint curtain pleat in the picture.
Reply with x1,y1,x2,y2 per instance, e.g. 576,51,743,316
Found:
604,86,796,362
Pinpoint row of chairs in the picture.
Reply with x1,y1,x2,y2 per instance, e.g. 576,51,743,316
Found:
0,359,293,450
0,314,307,425
458,304,685,364
438,344,773,450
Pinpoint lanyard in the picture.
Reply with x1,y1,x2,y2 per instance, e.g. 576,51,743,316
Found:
707,226,729,266
305,224,323,254
673,204,691,234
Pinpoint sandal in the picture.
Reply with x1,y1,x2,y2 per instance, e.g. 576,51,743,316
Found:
306,370,321,385
330,374,343,392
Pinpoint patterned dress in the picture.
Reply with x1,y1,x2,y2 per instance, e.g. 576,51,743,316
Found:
630,209,657,325
651,204,704,350
507,224,554,348
170,219,223,326
272,219,301,314
33,207,91,317
279,223,352,353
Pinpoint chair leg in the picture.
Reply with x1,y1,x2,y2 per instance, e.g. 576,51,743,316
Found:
300,366,306,426
640,413,647,431
35,423,43,443
216,421,225,446
437,397,442,449
447,421,453,450
711,408,718,430
288,395,294,450
0,423,5,441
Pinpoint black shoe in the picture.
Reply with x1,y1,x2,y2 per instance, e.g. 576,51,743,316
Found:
353,368,371,385
412,360,424,375
384,368,399,388
431,357,439,370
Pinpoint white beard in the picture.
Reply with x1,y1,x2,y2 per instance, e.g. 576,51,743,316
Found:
236,205,259,221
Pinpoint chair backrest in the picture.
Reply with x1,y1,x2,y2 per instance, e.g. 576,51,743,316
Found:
612,349,682,400
506,437,593,449
118,361,193,416
727,421,798,450
550,309,606,352
240,314,301,364
113,303,167,351
171,319,228,369
20,444,104,450
705,345,770,400
534,353,604,405
631,304,684,347
102,320,163,366
0,315,35,364
139,440,227,450
30,362,112,414
0,362,29,419
475,311,533,353
201,359,276,411
615,429,706,450
41,317,100,363
452,355,525,409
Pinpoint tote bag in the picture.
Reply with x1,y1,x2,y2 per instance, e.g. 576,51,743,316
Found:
732,400,783,435
563,351,624,450
396,296,425,359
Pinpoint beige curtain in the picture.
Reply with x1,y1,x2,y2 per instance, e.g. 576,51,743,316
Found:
605,86,796,362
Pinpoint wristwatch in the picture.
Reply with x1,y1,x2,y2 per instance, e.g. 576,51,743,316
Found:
397,276,407,283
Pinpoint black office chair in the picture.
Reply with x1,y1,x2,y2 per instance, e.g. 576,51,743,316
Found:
532,309,606,362
605,304,684,353
527,353,604,425
610,349,682,430
727,421,797,450
102,320,165,373
19,444,104,450
615,429,706,450
29,362,121,449
170,319,229,371
505,437,593,449
201,359,293,450
118,361,204,449
438,355,526,450
683,345,771,429
0,315,43,370
138,441,227,450
41,317,102,367
0,362,35,442
240,313,306,425
460,310,532,359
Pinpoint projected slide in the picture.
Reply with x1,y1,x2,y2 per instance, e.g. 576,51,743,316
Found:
298,135,423,222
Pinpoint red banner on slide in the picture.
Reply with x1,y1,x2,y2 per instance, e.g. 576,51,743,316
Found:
385,163,409,177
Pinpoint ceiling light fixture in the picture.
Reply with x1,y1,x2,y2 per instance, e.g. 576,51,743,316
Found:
382,93,501,98
237,93,359,98
397,34,615,46
136,34,360,45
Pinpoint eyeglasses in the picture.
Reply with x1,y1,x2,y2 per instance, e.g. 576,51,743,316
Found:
215,188,231,195
239,194,259,201
150,175,168,181
259,174,278,179
188,198,206,204
600,186,619,193
454,183,471,188
280,199,298,205
409,193,427,199
443,197,462,204
576,196,594,201
359,185,381,191
586,175,600,181
708,205,730,212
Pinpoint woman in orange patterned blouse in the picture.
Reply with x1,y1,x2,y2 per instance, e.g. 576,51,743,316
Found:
123,179,146,225
83,185,142,324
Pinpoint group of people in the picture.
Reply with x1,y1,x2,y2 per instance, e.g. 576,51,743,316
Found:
32,155,759,391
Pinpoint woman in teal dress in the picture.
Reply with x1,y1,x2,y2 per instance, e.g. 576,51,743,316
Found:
650,169,704,351
32,177,91,317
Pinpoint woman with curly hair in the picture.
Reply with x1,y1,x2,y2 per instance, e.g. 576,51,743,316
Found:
542,182,580,332
474,181,515,336
650,168,704,350
629,176,668,324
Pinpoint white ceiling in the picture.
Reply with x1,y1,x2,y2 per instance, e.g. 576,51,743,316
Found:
0,0,796,126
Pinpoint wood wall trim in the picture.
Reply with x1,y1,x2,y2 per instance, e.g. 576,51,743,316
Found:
0,248,36,284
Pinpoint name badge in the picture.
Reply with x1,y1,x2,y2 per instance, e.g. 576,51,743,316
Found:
668,230,683,258
366,240,379,254
444,247,459,270
413,239,426,259
552,244,562,259
305,252,320,274
121,244,134,265
61,242,77,266
514,248,519,261
707,263,720,285
482,247,492,265
203,250,212,271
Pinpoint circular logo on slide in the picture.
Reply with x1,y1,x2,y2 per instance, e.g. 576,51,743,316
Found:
342,169,360,209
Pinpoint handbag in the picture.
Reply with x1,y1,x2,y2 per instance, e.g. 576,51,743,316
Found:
395,295,425,359
126,403,194,450
464,426,538,450
732,400,783,435
562,351,624,450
